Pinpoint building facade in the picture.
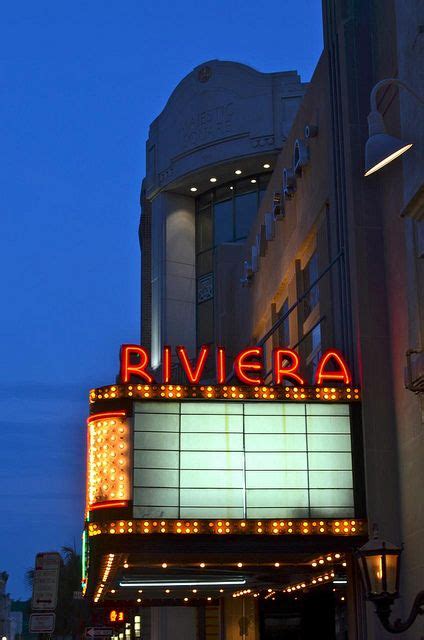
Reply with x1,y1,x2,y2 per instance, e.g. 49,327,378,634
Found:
140,60,307,370
81,1,423,639
136,1,424,639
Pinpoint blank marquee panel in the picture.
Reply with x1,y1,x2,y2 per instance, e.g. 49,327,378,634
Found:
133,401,355,519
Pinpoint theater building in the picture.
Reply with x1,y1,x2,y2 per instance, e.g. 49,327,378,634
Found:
83,1,423,639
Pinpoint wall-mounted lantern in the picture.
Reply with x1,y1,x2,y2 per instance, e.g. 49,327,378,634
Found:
356,528,424,633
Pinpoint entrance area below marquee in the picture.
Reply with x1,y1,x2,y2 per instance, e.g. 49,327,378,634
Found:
87,533,361,640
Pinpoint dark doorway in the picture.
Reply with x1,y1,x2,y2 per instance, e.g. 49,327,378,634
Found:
260,588,344,640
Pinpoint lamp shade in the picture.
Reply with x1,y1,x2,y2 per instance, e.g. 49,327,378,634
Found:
364,109,412,176
357,537,402,601
364,133,413,176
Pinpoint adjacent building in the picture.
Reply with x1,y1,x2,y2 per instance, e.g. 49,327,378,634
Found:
0,573,11,640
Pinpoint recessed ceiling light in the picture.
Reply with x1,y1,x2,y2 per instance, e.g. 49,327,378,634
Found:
138,589,143,593
200,563,205,568
237,562,243,568
235,169,242,175
210,177,217,183
229,185,234,190
274,562,280,567
110,589,116,593
184,597,188,602
161,563,167,568
190,187,197,192
251,179,257,183
207,597,212,601
165,589,170,593
192,589,197,593
137,598,141,603
263,163,271,169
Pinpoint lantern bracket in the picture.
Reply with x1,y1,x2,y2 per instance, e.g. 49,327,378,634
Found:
374,590,424,634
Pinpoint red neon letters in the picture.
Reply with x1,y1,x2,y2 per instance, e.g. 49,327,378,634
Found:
216,347,226,384
120,345,153,384
119,344,352,387
273,349,305,385
176,345,209,384
314,349,351,385
162,345,172,384
234,347,263,385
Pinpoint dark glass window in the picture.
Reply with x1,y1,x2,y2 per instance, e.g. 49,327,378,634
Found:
197,299,214,345
196,205,212,253
214,199,233,245
303,252,319,318
311,324,321,351
277,299,290,346
195,172,272,350
197,250,213,277
235,191,258,240
305,323,322,381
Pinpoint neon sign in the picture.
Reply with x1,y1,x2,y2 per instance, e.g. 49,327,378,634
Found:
119,345,351,386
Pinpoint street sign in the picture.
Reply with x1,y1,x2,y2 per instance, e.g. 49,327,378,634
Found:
35,552,61,571
31,552,61,611
29,613,56,633
86,627,113,638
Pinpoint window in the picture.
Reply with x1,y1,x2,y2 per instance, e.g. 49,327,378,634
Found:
196,204,212,254
214,199,233,245
277,299,290,346
195,173,271,349
235,191,258,240
198,172,271,250
303,252,319,318
305,323,322,381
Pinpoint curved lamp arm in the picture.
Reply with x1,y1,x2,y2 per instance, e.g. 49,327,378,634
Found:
370,77,424,112
375,590,424,634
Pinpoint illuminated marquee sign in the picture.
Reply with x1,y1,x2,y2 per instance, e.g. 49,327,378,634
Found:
85,345,361,523
119,345,351,386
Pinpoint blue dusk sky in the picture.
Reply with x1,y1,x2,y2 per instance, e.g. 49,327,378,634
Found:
0,1,323,598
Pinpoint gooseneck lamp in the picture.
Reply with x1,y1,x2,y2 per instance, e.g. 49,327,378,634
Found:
357,527,424,633
364,78,424,176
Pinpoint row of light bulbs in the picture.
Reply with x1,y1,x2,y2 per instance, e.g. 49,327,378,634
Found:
90,383,359,404
311,553,347,568
88,519,362,538
95,554,115,603
189,164,271,192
